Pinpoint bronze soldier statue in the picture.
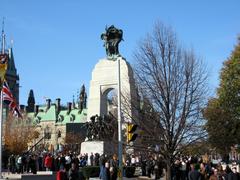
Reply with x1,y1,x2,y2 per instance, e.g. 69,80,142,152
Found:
101,25,123,60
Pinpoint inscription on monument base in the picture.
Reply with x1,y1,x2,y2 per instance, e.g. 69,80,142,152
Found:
80,141,114,155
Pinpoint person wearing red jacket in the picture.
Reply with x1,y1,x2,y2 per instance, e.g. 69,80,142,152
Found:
56,166,68,180
44,154,53,171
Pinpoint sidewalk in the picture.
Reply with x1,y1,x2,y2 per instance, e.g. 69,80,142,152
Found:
2,171,55,180
2,172,165,180
2,172,21,179
89,176,164,180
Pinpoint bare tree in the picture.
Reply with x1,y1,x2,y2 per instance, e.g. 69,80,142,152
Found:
132,22,208,179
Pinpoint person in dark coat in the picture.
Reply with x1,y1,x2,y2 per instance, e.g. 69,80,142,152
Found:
228,167,240,180
99,154,106,179
110,154,118,180
22,154,27,173
28,155,37,174
223,165,232,180
68,162,79,180
90,153,94,166
140,158,147,176
72,156,80,171
146,156,154,178
59,154,66,170
8,154,16,173
38,155,43,171
188,164,201,180
95,153,100,166
100,160,110,180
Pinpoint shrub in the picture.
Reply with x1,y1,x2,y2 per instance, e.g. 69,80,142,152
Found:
81,166,100,179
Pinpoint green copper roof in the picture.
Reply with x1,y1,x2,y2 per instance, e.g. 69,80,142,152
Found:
41,105,56,121
57,108,87,124
27,104,87,125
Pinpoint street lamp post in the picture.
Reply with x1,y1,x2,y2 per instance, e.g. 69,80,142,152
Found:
44,126,51,151
117,57,123,179
57,130,61,151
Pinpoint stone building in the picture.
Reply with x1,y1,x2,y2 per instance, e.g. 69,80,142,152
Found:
25,97,88,152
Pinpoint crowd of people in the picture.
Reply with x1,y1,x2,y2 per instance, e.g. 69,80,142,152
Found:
7,152,87,174
6,151,124,180
5,151,240,180
170,156,240,180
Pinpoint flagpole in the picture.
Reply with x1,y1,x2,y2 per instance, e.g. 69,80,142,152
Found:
0,18,7,178
117,57,123,179
0,89,3,179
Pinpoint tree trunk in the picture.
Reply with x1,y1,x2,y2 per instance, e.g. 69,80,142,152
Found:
166,159,171,180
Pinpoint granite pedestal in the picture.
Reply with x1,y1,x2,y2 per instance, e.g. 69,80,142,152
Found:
80,141,114,155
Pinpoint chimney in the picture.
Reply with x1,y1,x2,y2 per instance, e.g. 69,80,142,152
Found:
56,98,61,113
67,102,72,114
34,105,39,116
46,99,51,110
24,106,28,112
20,105,25,111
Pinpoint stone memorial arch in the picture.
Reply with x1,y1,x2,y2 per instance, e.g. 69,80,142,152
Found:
87,57,138,121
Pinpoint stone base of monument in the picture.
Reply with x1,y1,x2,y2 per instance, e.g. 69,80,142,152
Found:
80,141,114,155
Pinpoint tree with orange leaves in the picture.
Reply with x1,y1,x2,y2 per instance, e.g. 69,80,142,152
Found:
4,113,36,154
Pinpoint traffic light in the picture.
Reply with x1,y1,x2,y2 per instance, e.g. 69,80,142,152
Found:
127,123,138,143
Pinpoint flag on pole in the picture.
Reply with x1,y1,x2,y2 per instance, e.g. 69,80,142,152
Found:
2,80,22,118
0,54,8,83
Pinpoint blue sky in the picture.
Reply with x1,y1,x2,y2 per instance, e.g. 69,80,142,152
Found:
1,0,240,105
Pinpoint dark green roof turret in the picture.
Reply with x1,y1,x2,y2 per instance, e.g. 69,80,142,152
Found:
27,89,35,112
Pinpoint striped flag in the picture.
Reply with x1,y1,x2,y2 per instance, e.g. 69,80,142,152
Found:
2,80,22,118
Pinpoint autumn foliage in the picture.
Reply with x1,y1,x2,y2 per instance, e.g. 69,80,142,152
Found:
4,113,36,154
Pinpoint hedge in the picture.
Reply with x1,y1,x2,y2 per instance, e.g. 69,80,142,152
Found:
80,166,100,179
